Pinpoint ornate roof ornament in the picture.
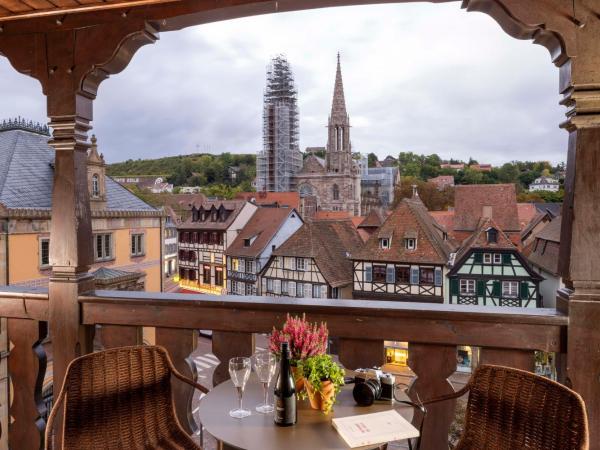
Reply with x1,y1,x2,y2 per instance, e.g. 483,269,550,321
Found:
0,117,50,136
87,134,105,166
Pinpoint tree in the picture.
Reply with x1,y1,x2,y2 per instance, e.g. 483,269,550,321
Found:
393,177,454,211
367,153,378,168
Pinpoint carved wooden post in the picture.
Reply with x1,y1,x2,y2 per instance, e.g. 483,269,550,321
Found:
155,327,199,434
212,331,254,385
7,320,48,450
407,343,457,450
557,8,600,448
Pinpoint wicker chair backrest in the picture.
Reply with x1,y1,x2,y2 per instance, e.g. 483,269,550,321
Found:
459,365,589,450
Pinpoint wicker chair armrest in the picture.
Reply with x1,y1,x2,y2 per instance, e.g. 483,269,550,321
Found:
44,379,68,450
171,366,210,394
421,383,470,406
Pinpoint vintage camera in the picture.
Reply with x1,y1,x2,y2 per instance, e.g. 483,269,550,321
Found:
352,368,395,406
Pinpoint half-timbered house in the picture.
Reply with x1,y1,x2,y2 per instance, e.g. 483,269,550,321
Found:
177,200,257,294
447,217,543,307
351,196,455,302
260,220,363,299
225,207,303,295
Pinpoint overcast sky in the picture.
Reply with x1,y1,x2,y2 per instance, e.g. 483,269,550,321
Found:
0,3,568,165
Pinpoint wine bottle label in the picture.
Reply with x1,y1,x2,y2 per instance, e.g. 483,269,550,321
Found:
274,395,296,425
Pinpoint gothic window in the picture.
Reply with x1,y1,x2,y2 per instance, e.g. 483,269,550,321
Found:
299,184,313,198
333,184,340,200
92,174,99,198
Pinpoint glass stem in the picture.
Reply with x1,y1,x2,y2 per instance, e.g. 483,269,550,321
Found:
263,382,268,406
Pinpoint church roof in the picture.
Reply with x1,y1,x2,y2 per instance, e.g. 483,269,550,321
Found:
0,127,157,213
330,53,348,122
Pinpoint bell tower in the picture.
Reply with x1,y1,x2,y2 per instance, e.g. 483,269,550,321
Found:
326,53,352,174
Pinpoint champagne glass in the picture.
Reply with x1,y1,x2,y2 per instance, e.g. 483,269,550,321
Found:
229,357,252,418
253,352,277,413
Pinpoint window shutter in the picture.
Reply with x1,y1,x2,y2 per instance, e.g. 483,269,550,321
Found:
274,279,281,295
450,278,459,295
410,267,419,285
291,257,296,270
261,278,266,292
303,284,311,298
365,265,372,282
520,281,529,300
492,281,501,297
434,267,443,286
473,252,483,263
502,253,511,265
476,280,485,296
321,285,328,299
289,281,295,296
386,265,395,283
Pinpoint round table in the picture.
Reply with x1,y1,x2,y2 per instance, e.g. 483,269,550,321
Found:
198,374,415,450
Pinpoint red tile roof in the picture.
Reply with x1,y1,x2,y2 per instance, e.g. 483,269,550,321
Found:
234,191,300,210
357,209,385,228
430,210,455,232
272,220,363,287
225,208,301,258
314,210,352,220
353,198,455,265
428,175,455,189
517,203,538,230
454,184,520,232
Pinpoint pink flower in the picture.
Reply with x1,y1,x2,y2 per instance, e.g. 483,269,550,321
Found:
269,313,329,363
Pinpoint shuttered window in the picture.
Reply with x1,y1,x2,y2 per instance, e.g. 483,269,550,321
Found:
386,265,395,283
321,285,328,299
296,282,303,298
274,279,281,295
450,278,459,295
365,264,372,282
410,267,419,285
520,282,529,300
502,253,512,265
303,284,311,298
476,280,486,296
313,285,321,298
434,267,443,286
473,252,483,263
289,281,296,297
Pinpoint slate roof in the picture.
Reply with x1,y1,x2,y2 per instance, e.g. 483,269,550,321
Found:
454,184,520,231
527,216,562,276
534,202,562,217
272,220,363,287
92,267,143,286
179,200,247,230
0,128,156,213
225,208,301,258
352,197,455,265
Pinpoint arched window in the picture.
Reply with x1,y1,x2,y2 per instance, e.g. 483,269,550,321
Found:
299,184,313,198
333,184,340,200
91,174,99,198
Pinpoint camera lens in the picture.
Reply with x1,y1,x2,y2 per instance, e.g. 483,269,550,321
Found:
353,378,382,406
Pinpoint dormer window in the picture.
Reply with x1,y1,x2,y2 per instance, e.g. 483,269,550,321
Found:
379,238,390,249
405,238,416,250
486,227,498,244
91,174,99,198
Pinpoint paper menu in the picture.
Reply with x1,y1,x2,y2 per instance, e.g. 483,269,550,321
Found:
332,410,419,448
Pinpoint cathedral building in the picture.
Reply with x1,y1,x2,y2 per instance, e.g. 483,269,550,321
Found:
294,54,361,216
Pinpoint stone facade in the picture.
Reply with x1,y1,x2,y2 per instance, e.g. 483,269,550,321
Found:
294,54,361,216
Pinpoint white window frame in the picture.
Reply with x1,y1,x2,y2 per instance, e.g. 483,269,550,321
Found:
131,233,144,257
266,278,274,293
296,257,307,271
502,281,519,298
94,233,113,262
405,238,416,250
483,253,492,264
380,238,390,249
460,279,476,295
39,238,50,268
493,253,502,264
312,284,321,299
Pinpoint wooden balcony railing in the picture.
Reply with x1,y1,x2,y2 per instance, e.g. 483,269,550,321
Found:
0,287,571,450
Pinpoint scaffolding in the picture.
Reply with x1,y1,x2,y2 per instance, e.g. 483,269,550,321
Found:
256,55,302,192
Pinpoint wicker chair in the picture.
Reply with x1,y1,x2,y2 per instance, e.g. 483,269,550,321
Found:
45,345,209,450
424,364,589,450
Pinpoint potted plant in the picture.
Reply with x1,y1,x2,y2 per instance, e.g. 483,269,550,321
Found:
269,313,328,392
298,354,345,413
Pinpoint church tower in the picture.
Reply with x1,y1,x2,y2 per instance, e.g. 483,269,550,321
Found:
326,53,352,174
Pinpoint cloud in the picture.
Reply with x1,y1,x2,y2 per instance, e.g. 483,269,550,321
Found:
0,3,567,165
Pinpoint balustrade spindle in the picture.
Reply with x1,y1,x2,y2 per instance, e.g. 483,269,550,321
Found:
407,343,457,450
155,327,199,434
8,319,48,450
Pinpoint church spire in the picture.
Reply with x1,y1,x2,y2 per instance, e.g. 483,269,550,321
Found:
330,52,348,122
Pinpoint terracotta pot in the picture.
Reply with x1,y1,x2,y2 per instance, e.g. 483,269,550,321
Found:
304,379,335,412
291,366,305,392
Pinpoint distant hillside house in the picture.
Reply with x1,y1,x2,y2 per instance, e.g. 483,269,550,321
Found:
225,208,303,295
529,176,560,192
440,163,465,170
469,164,493,172
0,120,164,292
260,220,363,299
428,175,455,190
381,155,398,167
352,195,454,302
177,200,257,294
